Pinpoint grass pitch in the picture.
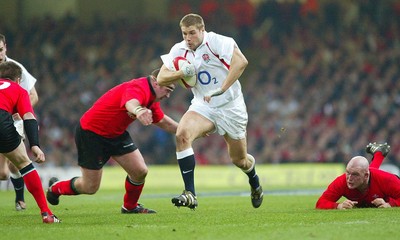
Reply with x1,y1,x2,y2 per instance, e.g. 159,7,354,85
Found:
1,165,399,240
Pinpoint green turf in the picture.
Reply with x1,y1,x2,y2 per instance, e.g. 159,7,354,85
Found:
1,165,399,239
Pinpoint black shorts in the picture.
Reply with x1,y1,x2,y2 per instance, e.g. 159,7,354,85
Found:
0,110,21,153
75,124,138,170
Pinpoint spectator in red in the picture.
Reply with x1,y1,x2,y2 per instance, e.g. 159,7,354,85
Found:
169,0,194,21
300,0,319,17
199,0,219,22
227,0,255,46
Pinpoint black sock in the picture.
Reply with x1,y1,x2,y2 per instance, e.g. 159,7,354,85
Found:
245,167,260,189
10,177,25,202
70,177,81,195
178,155,196,195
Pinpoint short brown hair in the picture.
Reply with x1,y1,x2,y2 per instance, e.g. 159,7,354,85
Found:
0,61,22,81
180,13,205,30
0,34,5,44
151,68,160,78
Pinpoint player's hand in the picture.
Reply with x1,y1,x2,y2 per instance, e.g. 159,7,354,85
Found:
31,146,45,163
371,198,391,208
136,108,153,126
337,199,358,209
180,61,196,78
203,87,224,103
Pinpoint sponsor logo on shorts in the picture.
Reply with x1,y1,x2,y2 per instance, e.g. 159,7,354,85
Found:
123,143,134,148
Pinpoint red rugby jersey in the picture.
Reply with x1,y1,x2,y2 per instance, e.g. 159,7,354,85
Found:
0,78,33,116
80,77,164,138
316,167,400,209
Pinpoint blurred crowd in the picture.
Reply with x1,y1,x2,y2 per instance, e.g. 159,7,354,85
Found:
1,0,400,167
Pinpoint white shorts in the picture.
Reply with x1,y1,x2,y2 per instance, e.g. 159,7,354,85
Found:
13,119,25,139
188,95,248,140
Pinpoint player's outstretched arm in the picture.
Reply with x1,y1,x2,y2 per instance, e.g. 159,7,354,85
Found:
154,115,178,134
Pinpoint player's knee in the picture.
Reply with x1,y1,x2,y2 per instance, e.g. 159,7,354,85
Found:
0,171,9,180
0,165,10,179
136,167,148,181
79,181,100,194
85,185,100,194
232,157,247,170
127,166,148,183
176,130,192,146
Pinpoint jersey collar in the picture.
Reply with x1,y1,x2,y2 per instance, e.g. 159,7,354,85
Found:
147,76,156,97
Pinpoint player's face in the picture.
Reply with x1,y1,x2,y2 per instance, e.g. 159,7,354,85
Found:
345,167,368,190
0,41,6,63
155,83,175,101
181,25,204,51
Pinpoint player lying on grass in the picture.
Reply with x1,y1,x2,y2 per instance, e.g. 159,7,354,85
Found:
0,61,60,223
46,69,178,214
316,142,400,209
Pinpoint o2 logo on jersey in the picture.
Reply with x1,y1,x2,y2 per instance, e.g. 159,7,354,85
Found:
198,70,217,85
0,81,11,90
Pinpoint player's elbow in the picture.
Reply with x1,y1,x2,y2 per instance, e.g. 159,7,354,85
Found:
238,58,248,72
315,198,325,209
242,57,249,67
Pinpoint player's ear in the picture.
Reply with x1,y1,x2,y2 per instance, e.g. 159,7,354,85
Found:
152,79,162,91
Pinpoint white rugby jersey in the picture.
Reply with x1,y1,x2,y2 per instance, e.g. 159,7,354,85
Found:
5,56,37,92
161,31,243,107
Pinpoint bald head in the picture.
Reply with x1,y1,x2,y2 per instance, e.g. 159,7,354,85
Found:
347,156,369,170
345,156,370,190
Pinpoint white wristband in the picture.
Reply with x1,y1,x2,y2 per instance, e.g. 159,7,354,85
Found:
133,106,145,115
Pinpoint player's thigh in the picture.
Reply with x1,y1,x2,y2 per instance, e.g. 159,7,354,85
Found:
2,141,31,170
112,150,147,182
177,111,215,140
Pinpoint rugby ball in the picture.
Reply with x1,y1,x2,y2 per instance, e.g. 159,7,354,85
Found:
172,56,197,89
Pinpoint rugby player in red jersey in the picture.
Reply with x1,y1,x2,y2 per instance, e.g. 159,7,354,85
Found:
0,33,40,211
46,69,178,214
316,142,400,209
0,61,60,223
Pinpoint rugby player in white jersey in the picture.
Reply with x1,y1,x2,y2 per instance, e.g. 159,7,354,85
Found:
0,34,39,211
157,13,263,209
